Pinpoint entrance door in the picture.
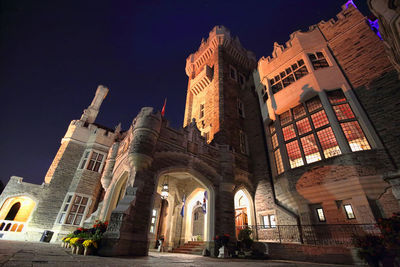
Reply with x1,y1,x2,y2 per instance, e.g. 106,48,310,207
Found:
235,208,248,237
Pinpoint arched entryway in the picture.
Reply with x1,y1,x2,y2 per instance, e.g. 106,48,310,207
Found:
0,196,36,232
234,189,255,238
149,169,215,252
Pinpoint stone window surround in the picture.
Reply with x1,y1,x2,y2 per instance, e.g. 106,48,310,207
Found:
267,87,382,176
57,192,92,226
78,149,106,173
265,48,335,97
259,213,277,229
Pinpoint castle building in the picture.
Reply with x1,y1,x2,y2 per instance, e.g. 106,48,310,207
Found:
0,2,399,262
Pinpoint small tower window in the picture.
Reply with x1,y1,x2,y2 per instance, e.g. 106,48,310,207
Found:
199,103,205,119
239,130,247,154
344,204,355,219
237,98,245,118
230,66,237,80
316,208,326,222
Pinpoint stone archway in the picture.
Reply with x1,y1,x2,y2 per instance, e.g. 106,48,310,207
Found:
234,188,255,237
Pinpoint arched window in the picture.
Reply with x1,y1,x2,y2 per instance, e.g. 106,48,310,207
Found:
5,202,21,221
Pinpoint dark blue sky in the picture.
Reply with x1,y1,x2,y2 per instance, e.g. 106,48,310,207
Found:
0,0,370,185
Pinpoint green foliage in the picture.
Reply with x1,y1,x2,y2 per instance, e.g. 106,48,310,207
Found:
238,227,253,249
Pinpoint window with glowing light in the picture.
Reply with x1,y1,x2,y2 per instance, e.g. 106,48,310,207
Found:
269,124,284,174
344,204,356,219
261,214,276,228
316,208,326,222
149,209,157,233
58,194,89,226
276,96,342,170
327,90,371,152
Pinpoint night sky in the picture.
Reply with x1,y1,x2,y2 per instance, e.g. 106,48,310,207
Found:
0,0,370,185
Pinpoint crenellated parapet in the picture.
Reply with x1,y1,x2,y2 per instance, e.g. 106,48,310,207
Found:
185,25,256,78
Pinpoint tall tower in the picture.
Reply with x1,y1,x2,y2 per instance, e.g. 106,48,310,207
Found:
183,26,257,152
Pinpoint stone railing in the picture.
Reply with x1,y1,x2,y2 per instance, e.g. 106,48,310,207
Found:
0,220,25,233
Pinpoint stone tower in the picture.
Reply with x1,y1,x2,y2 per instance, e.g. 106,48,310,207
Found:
183,26,257,151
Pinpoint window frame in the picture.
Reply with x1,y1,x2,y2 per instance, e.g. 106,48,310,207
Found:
269,59,309,94
199,103,205,120
149,209,158,233
316,207,326,222
308,51,330,70
343,204,356,220
78,150,106,173
57,193,91,226
261,214,277,229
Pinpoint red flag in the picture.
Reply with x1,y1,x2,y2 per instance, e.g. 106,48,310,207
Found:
161,98,167,117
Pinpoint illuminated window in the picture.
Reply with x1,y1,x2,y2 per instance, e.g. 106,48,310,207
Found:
273,96,341,171
296,118,312,135
279,111,292,126
59,194,89,226
341,121,371,151
282,124,296,141
271,134,279,149
261,214,276,228
327,90,371,152
149,209,157,233
301,134,322,164
308,52,329,70
286,140,304,168
316,208,326,222
237,98,245,118
311,110,329,129
199,103,205,119
79,150,105,173
269,59,309,94
274,149,284,174
344,204,355,219
317,127,342,158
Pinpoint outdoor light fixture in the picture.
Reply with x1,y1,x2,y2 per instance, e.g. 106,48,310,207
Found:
160,176,169,199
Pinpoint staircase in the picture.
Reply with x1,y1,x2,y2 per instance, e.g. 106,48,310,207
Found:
171,241,205,255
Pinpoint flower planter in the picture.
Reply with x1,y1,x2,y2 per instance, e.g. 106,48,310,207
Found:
76,246,84,255
84,246,95,256
71,245,77,254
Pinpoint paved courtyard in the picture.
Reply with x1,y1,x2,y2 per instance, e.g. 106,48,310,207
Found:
0,240,356,266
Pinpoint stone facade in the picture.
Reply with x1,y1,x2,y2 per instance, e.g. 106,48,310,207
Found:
0,3,399,263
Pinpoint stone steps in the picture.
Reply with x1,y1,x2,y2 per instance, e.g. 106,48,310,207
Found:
171,241,205,255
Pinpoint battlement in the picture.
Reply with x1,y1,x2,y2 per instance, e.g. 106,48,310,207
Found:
185,25,256,77
259,2,363,66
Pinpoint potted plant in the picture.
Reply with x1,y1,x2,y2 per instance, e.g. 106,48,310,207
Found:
238,227,253,257
82,239,98,256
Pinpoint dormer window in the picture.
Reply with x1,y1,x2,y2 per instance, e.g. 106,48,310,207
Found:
308,52,329,70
